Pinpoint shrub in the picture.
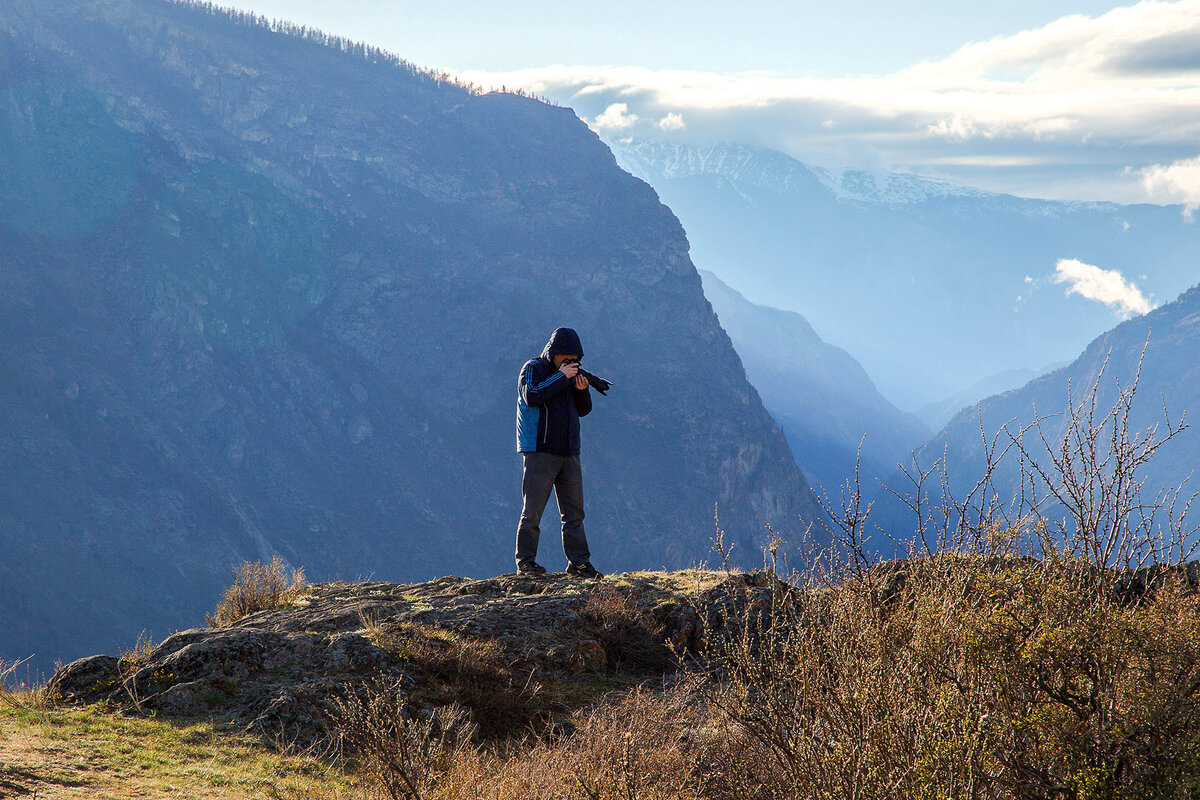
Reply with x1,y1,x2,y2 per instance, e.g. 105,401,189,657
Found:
698,553,1200,799
207,555,307,627
330,680,473,800
434,687,704,800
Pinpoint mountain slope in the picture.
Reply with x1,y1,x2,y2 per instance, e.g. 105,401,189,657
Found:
700,271,928,494
611,139,1200,410
915,363,1064,432
0,0,817,670
872,283,1200,549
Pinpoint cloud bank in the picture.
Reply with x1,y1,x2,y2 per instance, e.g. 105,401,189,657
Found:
1139,154,1200,217
1052,258,1155,318
457,1,1200,204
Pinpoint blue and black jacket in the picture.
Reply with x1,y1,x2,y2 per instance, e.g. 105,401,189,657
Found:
516,328,592,455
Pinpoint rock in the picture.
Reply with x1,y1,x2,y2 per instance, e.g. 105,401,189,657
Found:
47,655,121,702
552,640,607,674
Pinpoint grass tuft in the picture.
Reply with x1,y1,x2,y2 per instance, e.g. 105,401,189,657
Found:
207,556,308,627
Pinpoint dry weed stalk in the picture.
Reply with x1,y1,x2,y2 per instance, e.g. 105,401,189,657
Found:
0,657,56,713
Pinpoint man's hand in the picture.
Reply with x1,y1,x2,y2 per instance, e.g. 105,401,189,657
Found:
559,361,580,379
575,374,590,391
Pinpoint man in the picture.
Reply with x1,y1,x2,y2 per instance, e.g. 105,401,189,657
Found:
514,327,604,579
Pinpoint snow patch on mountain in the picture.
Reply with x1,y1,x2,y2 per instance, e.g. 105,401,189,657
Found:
810,166,988,205
609,138,1119,215
610,139,821,198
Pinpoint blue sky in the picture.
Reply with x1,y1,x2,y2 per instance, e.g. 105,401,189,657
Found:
227,0,1200,205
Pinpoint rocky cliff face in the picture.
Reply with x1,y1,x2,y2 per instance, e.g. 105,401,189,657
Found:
0,0,817,670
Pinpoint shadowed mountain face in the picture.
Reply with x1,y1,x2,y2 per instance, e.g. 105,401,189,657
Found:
871,284,1200,553
0,0,817,670
700,271,929,495
611,140,1200,411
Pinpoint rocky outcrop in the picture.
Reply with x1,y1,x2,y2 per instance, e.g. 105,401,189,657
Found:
0,0,818,670
47,570,775,743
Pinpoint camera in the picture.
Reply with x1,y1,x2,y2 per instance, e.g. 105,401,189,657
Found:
563,359,612,396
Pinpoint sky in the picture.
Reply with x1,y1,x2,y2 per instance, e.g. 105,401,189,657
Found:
226,0,1200,206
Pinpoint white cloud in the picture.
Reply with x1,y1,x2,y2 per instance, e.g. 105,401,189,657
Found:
1052,258,1155,318
657,112,685,131
590,102,638,131
1138,154,1200,218
456,1,1200,203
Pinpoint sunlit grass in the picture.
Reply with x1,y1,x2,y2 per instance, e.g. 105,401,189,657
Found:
0,698,357,799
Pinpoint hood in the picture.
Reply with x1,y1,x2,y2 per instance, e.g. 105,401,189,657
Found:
541,327,585,360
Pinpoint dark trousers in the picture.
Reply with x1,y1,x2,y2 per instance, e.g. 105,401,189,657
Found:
515,452,590,566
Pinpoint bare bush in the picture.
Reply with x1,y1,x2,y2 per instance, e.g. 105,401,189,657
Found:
434,687,704,800
207,555,307,627
330,679,473,800
882,349,1197,575
739,353,1200,799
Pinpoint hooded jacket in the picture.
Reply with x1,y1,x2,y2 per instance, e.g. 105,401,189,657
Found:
516,328,592,454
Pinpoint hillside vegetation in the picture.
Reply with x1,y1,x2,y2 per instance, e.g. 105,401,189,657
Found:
5,548,1198,799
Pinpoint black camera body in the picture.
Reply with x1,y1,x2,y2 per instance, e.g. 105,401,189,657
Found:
563,359,612,396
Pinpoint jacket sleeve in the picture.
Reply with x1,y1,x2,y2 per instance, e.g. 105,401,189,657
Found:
573,385,592,417
520,362,570,406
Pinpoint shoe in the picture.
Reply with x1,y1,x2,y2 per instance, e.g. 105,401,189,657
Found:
566,561,604,580
517,560,547,576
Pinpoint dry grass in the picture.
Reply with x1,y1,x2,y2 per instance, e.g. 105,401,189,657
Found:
0,658,57,714
330,681,474,800
434,687,704,800
0,699,357,799
359,616,549,740
207,555,308,627
580,584,673,672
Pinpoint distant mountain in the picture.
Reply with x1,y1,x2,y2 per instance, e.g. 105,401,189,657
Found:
872,283,1200,550
610,139,1200,410
916,363,1065,432
0,0,817,670
700,271,928,494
